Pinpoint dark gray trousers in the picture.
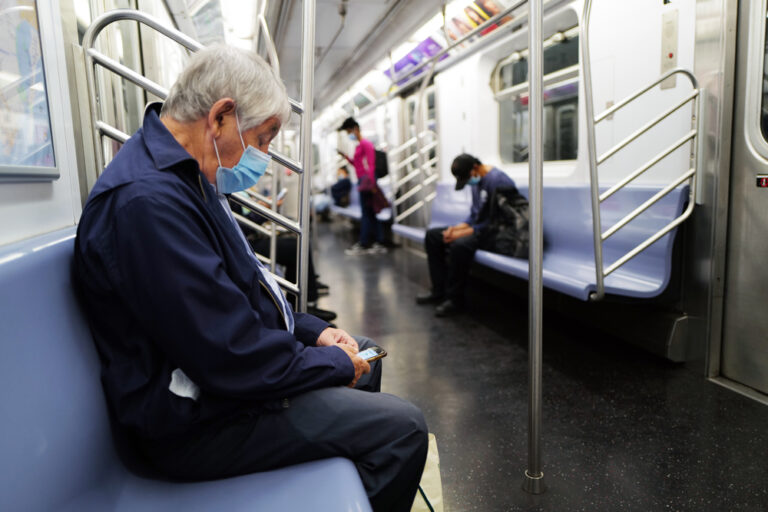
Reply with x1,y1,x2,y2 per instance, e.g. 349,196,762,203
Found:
143,337,428,512
425,226,481,302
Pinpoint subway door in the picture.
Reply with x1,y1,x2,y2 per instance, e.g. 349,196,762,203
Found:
720,0,768,395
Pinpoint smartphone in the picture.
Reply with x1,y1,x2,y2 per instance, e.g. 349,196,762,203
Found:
357,346,387,362
276,188,288,201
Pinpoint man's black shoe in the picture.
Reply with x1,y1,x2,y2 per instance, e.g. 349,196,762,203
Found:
416,292,444,305
307,305,337,322
316,281,330,296
435,299,461,317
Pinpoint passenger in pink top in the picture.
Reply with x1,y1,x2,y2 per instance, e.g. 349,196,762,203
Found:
338,117,386,255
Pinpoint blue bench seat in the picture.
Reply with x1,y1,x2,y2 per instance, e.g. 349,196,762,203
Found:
393,181,688,300
0,227,371,512
330,183,393,222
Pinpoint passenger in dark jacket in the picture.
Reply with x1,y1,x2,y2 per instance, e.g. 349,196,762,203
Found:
415,153,516,317
74,45,426,512
331,166,352,206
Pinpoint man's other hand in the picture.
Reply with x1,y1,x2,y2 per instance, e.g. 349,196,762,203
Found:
443,223,474,244
336,344,370,388
316,327,359,352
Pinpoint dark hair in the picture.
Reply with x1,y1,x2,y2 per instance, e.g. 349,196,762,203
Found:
451,153,482,190
338,166,349,175
338,117,359,131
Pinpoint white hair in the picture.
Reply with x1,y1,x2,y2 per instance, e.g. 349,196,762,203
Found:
161,44,291,130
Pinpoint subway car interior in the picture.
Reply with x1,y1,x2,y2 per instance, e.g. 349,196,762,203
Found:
2,0,768,510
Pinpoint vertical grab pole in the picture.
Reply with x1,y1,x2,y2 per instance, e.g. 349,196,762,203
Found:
523,0,546,495
580,0,604,301
297,0,316,312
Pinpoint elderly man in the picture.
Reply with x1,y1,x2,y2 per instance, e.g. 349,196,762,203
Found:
75,45,427,512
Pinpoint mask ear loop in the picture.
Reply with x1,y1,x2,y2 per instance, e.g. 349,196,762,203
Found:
212,136,223,167
234,111,247,150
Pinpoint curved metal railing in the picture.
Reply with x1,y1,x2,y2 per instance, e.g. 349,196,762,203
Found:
581,0,701,301
82,4,316,310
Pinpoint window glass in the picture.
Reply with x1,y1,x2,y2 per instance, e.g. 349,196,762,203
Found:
498,36,579,90
761,13,768,141
0,0,55,173
353,92,371,110
499,81,578,163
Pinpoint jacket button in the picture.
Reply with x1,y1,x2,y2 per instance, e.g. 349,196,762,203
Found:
282,398,290,408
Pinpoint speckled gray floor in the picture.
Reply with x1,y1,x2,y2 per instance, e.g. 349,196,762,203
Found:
313,220,768,512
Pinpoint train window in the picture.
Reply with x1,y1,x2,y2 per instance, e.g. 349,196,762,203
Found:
493,26,579,163
353,92,372,110
0,0,58,181
762,13,768,142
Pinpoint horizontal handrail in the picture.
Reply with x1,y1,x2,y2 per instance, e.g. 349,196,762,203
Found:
270,150,303,175
595,68,699,123
599,130,696,202
597,90,698,164
230,193,302,235
394,183,425,206
87,49,169,99
394,168,422,188
604,190,695,277
387,130,437,158
395,191,437,223
97,121,130,143
234,211,273,238
394,152,420,171
602,168,695,241
82,9,203,53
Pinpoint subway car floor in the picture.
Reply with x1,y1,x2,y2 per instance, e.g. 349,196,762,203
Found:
311,220,768,512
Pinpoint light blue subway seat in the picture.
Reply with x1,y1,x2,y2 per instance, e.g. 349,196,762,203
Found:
0,227,371,512
393,181,688,300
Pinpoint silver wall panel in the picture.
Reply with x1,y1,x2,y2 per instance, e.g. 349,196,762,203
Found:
719,0,768,394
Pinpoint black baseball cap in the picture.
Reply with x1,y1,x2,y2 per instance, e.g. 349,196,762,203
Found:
451,153,481,190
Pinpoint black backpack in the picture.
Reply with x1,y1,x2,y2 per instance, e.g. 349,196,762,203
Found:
480,185,530,258
374,149,389,179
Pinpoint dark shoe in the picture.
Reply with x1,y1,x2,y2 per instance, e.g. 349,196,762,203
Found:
435,299,461,317
307,305,337,322
416,292,444,305
316,281,330,296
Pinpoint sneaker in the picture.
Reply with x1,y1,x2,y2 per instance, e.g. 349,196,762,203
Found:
370,242,388,254
345,243,372,256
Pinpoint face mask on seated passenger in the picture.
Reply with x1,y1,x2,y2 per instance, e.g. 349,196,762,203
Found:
468,176,481,186
213,112,271,194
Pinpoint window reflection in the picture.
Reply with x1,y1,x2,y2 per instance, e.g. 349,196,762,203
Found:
0,0,55,169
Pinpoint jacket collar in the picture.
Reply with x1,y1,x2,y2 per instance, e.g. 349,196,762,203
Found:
142,102,198,172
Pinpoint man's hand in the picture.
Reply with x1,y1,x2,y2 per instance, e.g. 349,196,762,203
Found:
336,344,370,388
443,223,473,244
316,327,359,352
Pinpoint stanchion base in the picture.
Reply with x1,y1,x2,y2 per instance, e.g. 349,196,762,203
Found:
522,470,546,494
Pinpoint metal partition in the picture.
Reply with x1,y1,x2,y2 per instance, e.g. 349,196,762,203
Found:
388,131,439,223
581,0,701,301
82,4,316,309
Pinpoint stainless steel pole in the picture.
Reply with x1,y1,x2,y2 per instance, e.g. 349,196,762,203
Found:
297,0,316,312
580,0,604,301
523,0,545,495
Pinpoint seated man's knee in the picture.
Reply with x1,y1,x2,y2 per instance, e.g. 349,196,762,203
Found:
425,227,445,247
389,397,428,443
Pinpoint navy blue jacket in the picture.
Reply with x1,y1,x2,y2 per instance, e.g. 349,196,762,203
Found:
465,167,516,232
75,104,354,440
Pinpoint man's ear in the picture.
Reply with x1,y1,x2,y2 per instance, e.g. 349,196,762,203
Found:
207,98,236,138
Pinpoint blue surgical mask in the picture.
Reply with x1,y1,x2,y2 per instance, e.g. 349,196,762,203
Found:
468,176,481,186
213,113,271,194
348,133,357,142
